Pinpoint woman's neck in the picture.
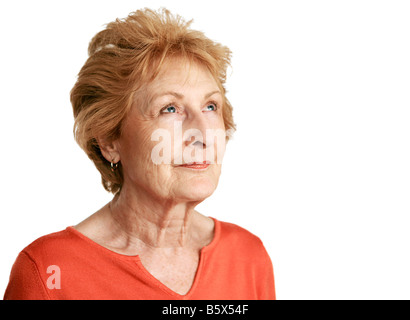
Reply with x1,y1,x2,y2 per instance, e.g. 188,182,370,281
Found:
108,184,203,249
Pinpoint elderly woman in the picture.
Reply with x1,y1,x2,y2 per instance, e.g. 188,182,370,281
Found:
4,8,275,300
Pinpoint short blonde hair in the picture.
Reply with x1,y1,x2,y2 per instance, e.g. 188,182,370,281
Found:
70,8,235,194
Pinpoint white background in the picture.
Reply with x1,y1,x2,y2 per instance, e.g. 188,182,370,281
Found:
1,0,409,300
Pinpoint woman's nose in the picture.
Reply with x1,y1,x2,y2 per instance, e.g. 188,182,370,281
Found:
185,134,206,149
182,110,212,149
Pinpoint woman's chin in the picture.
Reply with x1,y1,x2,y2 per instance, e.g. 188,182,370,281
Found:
174,179,217,202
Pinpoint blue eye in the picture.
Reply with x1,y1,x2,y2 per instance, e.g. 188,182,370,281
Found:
161,105,177,113
204,103,217,111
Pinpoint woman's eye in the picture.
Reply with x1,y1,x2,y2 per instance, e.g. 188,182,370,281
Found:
161,105,177,113
204,103,217,112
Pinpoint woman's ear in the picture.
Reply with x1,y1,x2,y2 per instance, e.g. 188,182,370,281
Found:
97,137,121,163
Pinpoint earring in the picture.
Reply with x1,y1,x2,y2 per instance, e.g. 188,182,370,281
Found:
111,161,119,172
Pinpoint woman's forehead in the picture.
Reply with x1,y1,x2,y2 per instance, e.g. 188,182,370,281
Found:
154,59,216,86
145,59,219,99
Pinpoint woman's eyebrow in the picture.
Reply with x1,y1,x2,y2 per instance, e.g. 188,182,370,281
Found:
204,90,222,99
156,91,184,99
152,90,221,101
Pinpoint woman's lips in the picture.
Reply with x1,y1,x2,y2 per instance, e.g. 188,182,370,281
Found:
177,161,210,169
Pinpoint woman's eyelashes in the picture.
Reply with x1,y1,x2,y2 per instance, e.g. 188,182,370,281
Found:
160,103,178,114
159,102,219,115
203,102,218,112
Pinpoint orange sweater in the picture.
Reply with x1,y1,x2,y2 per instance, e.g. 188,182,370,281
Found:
3,218,275,300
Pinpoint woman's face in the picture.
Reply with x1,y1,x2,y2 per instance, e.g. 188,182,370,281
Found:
114,58,227,202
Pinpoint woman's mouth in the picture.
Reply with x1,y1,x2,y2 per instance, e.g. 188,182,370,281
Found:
177,161,210,169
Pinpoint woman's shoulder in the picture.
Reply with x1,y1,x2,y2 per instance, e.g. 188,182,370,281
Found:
210,218,272,269
16,227,84,266
4,227,88,300
214,218,267,251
